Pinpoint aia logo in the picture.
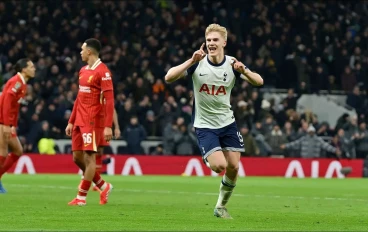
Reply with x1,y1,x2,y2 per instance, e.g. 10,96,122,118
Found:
199,84,226,95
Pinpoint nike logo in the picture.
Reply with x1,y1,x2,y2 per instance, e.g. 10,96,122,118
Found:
240,144,244,147
199,73,207,76
84,144,90,147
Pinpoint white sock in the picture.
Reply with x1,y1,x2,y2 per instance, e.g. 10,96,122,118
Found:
215,175,236,208
76,195,86,200
100,182,107,191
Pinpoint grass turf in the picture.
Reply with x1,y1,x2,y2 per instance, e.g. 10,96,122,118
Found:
0,174,367,231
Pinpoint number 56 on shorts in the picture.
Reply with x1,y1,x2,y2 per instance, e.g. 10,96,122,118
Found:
72,126,103,152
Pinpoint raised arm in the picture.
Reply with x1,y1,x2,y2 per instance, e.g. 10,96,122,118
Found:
165,43,206,83
232,58,264,86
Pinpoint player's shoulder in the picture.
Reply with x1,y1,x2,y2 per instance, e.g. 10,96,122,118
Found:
9,74,25,85
224,55,236,65
79,65,88,72
95,62,111,74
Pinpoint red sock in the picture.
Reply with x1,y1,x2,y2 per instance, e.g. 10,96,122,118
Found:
96,155,102,174
0,156,6,167
0,153,20,178
93,172,106,190
77,180,91,200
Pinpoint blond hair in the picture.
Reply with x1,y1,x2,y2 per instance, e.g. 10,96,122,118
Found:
205,24,227,40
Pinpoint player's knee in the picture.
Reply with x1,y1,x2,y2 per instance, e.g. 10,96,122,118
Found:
13,147,23,156
212,162,226,173
227,162,239,173
72,155,83,165
84,152,96,165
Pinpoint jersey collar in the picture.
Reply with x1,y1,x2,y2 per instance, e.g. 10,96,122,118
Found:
86,58,102,70
207,56,226,67
17,72,26,84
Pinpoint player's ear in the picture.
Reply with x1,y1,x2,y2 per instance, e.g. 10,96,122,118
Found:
223,40,227,47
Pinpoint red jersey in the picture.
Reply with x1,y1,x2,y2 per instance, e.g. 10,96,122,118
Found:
0,73,27,127
69,59,114,128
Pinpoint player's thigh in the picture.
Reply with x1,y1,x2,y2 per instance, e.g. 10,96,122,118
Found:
195,128,225,164
219,122,245,156
8,136,23,156
72,150,84,163
223,150,241,170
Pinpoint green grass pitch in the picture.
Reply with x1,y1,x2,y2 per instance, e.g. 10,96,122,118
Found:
0,175,367,231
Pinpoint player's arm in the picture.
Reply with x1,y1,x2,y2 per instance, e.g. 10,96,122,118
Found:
2,89,17,125
104,90,114,126
232,58,264,86
101,69,114,141
165,43,206,83
65,95,78,136
113,108,121,139
68,95,79,125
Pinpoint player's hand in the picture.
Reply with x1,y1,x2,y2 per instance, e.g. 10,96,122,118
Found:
65,123,73,137
114,127,121,139
3,125,11,141
191,43,206,63
231,58,247,73
280,144,286,149
10,126,16,135
104,127,113,142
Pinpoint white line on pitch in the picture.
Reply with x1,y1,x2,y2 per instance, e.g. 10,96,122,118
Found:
5,184,367,202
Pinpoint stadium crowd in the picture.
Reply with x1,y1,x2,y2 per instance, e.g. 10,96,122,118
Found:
0,0,367,158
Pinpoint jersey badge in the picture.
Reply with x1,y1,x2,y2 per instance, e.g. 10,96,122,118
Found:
87,75,94,83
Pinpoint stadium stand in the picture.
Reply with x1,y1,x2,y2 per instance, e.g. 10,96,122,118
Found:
0,0,367,158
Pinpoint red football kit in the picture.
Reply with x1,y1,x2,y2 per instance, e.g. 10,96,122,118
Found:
0,72,28,138
69,59,114,152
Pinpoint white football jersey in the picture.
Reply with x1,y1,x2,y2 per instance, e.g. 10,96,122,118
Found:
187,55,242,129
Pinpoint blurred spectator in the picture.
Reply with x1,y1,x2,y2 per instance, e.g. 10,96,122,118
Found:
173,124,197,155
123,116,147,154
239,124,259,156
265,124,287,157
281,125,341,158
356,122,368,159
346,86,365,115
150,144,164,156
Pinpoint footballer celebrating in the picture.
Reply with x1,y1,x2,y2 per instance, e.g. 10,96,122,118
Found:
65,38,114,206
0,58,36,193
165,24,263,219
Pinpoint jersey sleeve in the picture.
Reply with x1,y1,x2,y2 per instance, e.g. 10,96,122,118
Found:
232,68,242,78
68,95,79,124
2,80,20,126
232,61,249,78
186,63,199,76
99,67,113,92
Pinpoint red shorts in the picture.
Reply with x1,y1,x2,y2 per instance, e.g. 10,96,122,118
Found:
99,139,110,147
72,126,104,152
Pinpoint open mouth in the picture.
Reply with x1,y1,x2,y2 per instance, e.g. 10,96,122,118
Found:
208,47,217,52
